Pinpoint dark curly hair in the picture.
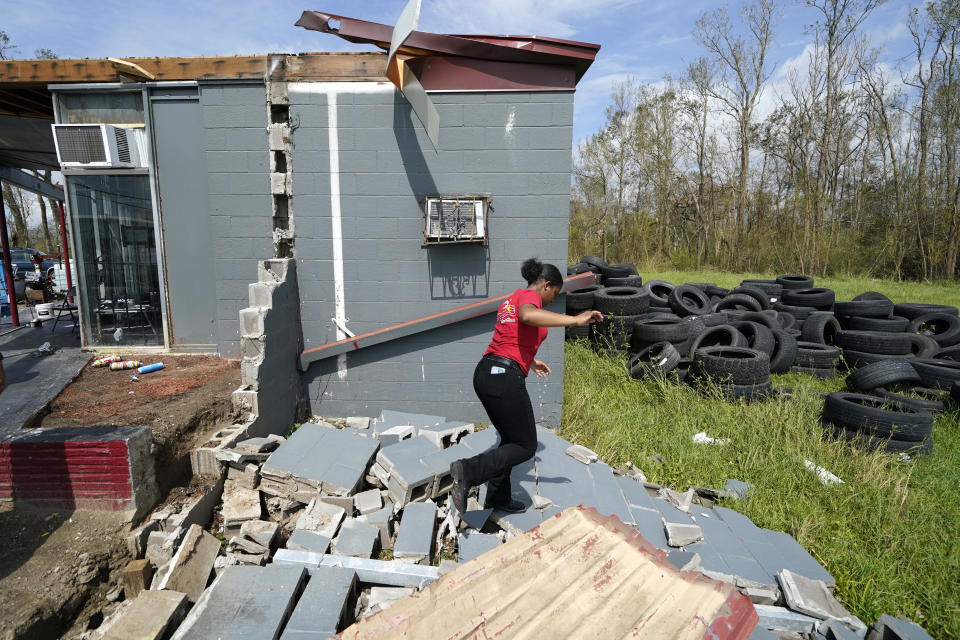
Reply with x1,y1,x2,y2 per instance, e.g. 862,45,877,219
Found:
521,258,563,288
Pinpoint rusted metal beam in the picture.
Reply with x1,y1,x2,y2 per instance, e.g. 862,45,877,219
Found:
298,271,597,370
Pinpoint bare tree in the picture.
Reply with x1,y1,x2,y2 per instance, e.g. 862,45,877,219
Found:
694,0,780,263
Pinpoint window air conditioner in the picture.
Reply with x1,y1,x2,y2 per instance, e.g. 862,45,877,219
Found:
423,196,489,244
51,124,146,168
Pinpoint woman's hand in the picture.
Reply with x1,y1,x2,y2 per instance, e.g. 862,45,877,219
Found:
573,309,603,326
531,359,552,377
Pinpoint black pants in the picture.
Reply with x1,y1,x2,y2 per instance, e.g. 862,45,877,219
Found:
463,357,538,506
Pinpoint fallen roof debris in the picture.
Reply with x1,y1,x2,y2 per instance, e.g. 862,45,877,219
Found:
98,409,932,640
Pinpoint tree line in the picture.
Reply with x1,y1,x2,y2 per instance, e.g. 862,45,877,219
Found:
570,0,960,281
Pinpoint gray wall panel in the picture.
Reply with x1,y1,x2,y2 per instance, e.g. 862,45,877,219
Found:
293,87,572,424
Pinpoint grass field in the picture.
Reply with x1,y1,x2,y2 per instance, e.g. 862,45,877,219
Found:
559,272,960,638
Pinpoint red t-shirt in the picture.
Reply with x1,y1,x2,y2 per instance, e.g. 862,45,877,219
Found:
484,288,548,375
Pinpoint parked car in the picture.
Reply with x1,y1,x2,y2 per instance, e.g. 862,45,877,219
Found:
2,248,60,281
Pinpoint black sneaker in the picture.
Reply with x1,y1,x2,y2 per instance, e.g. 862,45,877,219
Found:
449,460,469,514
483,499,527,514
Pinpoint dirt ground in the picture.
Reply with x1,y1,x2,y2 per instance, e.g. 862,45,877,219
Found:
0,355,240,640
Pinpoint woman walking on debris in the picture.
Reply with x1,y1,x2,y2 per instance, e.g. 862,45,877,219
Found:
450,258,602,514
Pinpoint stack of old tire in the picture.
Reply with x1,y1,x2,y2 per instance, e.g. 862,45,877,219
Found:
566,256,647,351
819,356,959,456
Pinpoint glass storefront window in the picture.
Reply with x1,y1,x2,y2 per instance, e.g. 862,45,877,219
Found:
66,174,162,346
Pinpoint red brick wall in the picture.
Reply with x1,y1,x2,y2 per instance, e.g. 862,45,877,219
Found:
0,439,134,510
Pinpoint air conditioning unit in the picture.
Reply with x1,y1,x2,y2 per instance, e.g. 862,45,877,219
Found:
423,196,489,244
51,124,147,168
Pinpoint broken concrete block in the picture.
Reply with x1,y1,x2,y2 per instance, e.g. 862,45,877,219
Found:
778,569,864,634
156,524,220,602
354,489,383,516
565,444,598,464
121,558,154,600
374,410,444,434
331,519,380,558
658,487,695,512
262,424,380,498
288,530,332,555
823,619,866,640
360,586,414,620
226,461,259,490
274,550,439,589
532,495,553,510
866,615,934,640
664,550,701,572
236,437,279,454
724,479,753,500
268,123,289,151
370,462,391,487
101,589,189,640
744,586,779,606
296,498,346,539
393,501,437,565
346,416,370,430
170,564,306,640
128,520,159,557
376,436,440,473
378,425,415,442
417,421,474,448
266,496,302,531
220,487,262,537
457,532,500,563
358,503,395,549
753,604,819,634
319,494,355,513
386,458,436,507
438,558,459,576
280,565,358,640
240,520,279,549
664,521,703,547
460,507,493,532
228,536,268,556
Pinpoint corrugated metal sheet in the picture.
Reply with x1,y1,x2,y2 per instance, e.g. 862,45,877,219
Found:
337,506,757,640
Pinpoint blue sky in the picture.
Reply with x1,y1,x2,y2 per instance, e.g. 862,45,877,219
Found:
4,0,918,145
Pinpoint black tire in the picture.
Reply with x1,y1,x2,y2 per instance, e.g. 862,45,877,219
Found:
686,324,749,356
700,312,730,327
833,330,913,355
934,345,960,362
740,281,783,297
828,424,933,455
565,325,590,340
593,286,650,316
842,349,917,369
822,392,934,441
845,315,910,332
773,302,817,321
908,312,960,347
716,293,763,312
770,329,798,374
668,284,712,317
630,318,690,352
672,358,692,383
704,285,730,297
646,280,675,306
775,312,797,330
567,263,593,276
600,263,636,280
952,380,960,406
874,387,947,413
853,291,892,303
730,285,772,310
833,299,894,318
894,302,959,319
566,284,602,313
800,312,842,345
690,346,771,385
776,274,814,289
590,315,637,351
580,255,608,270
628,341,681,379
911,358,960,389
907,333,940,358
729,321,776,356
782,287,835,309
716,380,773,402
791,365,837,378
605,275,643,288
736,311,779,329
847,360,920,392
795,341,841,368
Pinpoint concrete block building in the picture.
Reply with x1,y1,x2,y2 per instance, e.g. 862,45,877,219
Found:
0,12,599,425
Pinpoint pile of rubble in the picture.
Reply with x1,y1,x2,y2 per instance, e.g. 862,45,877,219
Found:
81,410,932,640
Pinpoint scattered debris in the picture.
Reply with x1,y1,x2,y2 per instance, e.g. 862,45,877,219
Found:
778,568,866,635
664,521,704,547
532,495,553,510
692,431,730,445
565,443,598,464
804,459,845,485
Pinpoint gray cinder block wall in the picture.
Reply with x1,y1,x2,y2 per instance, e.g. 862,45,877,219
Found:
198,81,274,357
290,86,573,424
